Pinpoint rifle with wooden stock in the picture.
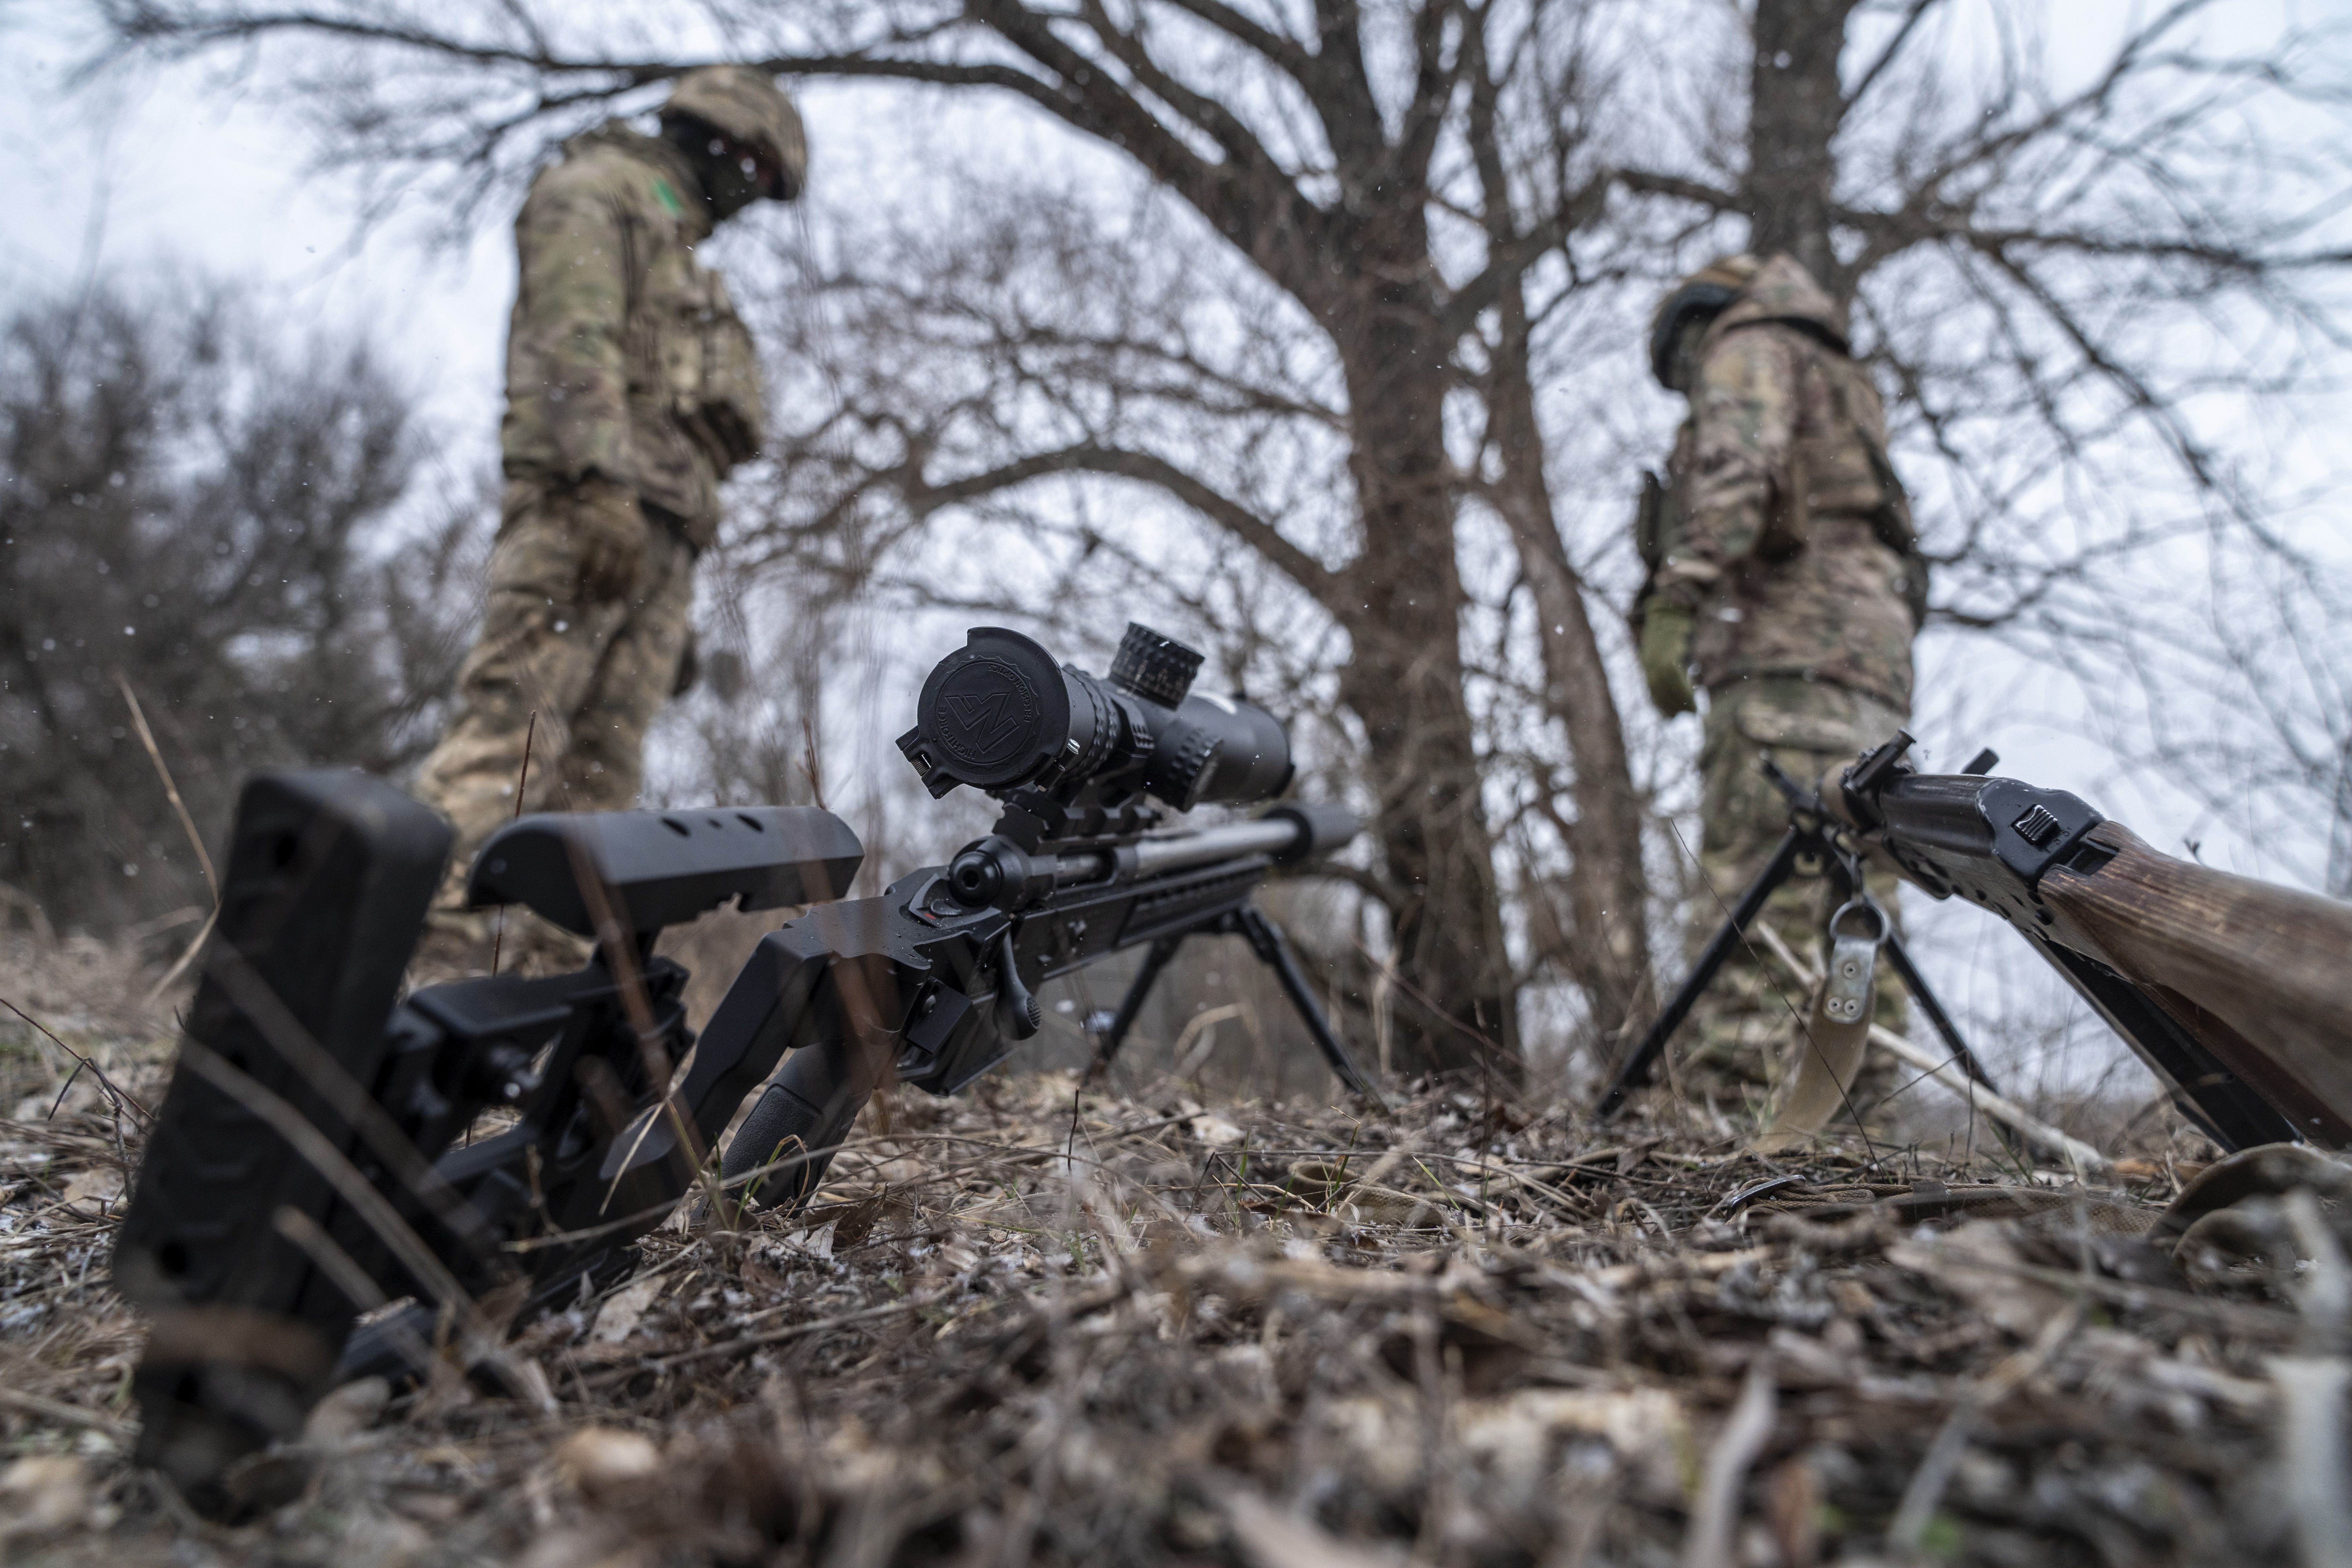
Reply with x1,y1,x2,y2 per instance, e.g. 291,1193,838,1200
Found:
1599,730,2352,1156
1822,732,2352,1153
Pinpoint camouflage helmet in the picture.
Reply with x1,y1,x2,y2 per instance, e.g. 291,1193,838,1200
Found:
1648,254,1761,388
663,66,807,201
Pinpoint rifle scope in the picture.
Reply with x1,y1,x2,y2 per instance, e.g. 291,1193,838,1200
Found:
898,624,1293,810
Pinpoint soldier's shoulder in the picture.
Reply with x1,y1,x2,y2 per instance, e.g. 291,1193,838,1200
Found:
1714,256,1848,341
524,126,676,216
1727,317,1851,376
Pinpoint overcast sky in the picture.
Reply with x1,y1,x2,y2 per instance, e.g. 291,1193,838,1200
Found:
1,12,490,416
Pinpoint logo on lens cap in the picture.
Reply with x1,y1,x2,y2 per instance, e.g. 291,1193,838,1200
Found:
934,658,1038,770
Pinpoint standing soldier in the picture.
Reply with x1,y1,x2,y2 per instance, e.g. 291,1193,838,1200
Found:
1631,253,1927,1111
411,67,805,971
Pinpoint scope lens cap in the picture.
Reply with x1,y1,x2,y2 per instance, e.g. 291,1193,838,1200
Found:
913,627,1072,792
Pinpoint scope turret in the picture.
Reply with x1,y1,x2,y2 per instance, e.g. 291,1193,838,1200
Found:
1106,623,1202,707
897,625,1294,811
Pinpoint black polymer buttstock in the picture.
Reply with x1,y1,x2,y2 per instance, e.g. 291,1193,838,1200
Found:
113,770,448,1509
466,803,864,937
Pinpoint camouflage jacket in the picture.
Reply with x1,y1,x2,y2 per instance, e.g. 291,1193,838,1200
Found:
498,123,765,549
1652,256,1922,709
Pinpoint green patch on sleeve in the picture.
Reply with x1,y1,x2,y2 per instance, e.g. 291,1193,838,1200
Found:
653,179,684,217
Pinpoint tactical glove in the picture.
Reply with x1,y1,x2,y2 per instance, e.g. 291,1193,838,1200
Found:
1639,601,1697,717
571,477,648,602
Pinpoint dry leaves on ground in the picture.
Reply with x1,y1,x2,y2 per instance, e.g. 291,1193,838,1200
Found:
0,1051,2341,1567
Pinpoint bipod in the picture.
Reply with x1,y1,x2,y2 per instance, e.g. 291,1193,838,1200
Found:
1595,756,2005,1131
1090,902,1385,1106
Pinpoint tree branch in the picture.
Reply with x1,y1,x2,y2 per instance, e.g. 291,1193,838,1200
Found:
905,443,1337,603
1393,0,1466,194
1154,0,1319,87
1439,171,1612,340
1836,0,1943,129
1613,165,1742,212
968,0,1336,295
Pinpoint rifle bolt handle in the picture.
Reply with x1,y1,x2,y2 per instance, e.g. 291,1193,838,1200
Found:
994,929,1042,1040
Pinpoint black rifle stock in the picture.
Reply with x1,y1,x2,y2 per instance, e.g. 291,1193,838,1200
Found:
113,624,1374,1510
114,776,862,1508
1825,733,2352,1152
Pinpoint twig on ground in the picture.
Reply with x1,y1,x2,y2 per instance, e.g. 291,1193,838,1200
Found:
1683,1358,1778,1568
1890,1304,2083,1552
582,1293,938,1387
3,994,153,1128
115,671,225,1005
114,672,217,901
0,1386,135,1443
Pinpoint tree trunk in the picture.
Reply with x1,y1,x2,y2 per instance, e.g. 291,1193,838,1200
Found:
1330,475,1517,1081
1320,219,1519,1082
1454,16,1653,1051
1483,286,1656,1045
918,0,1530,1081
1747,0,1857,289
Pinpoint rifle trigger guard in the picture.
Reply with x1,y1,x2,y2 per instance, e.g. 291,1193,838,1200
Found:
1823,898,1887,1027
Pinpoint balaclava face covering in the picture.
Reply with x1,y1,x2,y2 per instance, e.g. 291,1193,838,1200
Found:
662,114,765,222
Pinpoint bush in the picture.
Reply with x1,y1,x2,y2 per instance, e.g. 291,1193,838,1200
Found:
0,279,483,935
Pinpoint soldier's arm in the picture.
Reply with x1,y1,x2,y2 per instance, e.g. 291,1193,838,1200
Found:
1664,331,1798,595
511,168,636,485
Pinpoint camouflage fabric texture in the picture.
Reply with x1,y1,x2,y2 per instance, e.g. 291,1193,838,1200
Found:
413,112,773,972
1646,255,1922,1116
498,122,765,548
410,480,696,936
1657,254,1920,709
1678,677,1909,1114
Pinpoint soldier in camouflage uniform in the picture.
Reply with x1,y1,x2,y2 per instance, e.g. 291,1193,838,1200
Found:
1632,254,1927,1113
410,67,805,970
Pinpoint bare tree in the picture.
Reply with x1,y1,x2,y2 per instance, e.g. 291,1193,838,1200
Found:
1618,0,2352,663
96,0,1686,1077
88,0,2352,1083
0,276,475,933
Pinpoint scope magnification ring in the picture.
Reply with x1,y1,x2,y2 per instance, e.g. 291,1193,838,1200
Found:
1150,724,1221,810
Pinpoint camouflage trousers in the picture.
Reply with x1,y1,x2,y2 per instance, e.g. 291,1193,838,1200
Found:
411,479,696,928
1677,675,1910,1118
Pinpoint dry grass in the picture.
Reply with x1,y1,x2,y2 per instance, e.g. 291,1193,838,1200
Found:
0,936,2337,1568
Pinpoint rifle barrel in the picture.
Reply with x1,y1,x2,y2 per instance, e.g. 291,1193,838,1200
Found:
1047,816,1321,888
1130,818,1304,875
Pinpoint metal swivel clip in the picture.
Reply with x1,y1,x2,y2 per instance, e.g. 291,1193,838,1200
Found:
1821,899,1888,1026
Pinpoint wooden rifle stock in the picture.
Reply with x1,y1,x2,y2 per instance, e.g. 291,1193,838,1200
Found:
2036,822,2352,1146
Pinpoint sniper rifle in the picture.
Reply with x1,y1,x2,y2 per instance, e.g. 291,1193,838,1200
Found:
112,623,1375,1513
